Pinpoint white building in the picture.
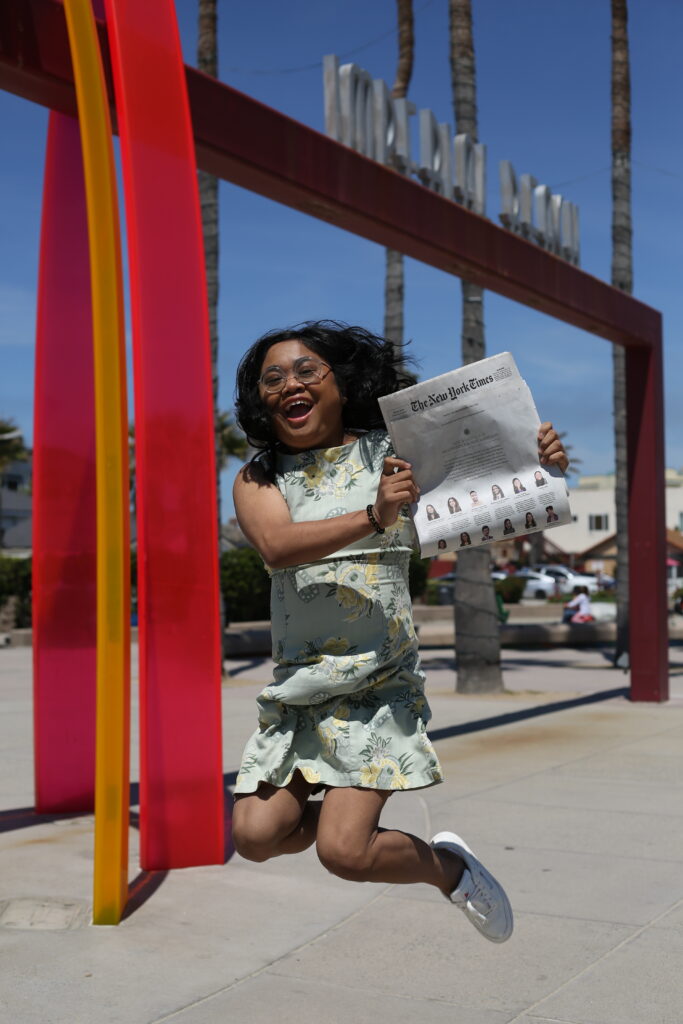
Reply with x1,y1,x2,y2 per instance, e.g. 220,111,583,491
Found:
557,469,683,576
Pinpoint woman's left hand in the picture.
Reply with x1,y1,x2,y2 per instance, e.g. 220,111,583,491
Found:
538,422,569,473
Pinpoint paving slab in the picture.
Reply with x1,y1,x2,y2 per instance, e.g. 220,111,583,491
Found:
528,918,683,1024
266,894,635,1019
163,971,512,1024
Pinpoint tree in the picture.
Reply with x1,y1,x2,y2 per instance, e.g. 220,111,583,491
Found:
384,0,414,350
611,0,632,667
197,0,226,630
0,418,29,549
215,410,249,470
0,418,28,470
448,0,502,693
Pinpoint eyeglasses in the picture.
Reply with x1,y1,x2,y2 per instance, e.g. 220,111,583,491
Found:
259,358,331,394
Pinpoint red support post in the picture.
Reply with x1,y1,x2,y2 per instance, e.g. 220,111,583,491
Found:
625,331,669,701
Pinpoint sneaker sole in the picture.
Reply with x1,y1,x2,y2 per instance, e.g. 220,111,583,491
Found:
431,830,513,943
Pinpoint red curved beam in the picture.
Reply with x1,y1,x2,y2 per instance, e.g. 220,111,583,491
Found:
33,112,97,813
104,0,223,868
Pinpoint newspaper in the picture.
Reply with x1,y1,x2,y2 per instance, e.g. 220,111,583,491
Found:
378,352,571,557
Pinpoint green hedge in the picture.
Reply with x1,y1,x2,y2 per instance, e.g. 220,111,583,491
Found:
220,547,271,622
0,556,32,627
408,552,430,601
494,576,526,604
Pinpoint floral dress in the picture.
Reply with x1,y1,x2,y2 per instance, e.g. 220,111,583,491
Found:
234,429,443,794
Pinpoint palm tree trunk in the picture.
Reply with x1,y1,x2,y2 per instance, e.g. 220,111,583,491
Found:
197,0,224,631
384,0,414,350
449,0,502,693
611,0,632,665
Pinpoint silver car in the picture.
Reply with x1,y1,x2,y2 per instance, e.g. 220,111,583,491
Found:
531,564,599,595
513,569,558,599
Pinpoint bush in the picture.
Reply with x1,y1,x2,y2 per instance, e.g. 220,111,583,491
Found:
0,556,32,627
408,552,430,601
220,547,271,622
495,576,525,604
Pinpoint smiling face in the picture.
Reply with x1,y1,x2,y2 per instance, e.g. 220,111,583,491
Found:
259,339,346,451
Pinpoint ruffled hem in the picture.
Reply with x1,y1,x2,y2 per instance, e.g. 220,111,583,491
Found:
234,761,444,795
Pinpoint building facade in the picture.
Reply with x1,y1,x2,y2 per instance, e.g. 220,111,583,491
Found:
558,469,683,560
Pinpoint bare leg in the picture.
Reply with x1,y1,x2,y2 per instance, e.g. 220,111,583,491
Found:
316,787,464,895
232,771,320,862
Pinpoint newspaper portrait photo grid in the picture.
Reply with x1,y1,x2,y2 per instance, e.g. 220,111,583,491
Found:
379,353,572,558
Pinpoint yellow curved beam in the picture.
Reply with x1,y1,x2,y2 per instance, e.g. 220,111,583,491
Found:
62,0,130,925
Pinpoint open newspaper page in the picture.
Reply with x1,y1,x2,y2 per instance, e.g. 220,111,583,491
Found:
378,353,571,558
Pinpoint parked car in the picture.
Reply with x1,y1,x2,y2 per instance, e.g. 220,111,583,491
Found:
433,571,507,604
513,569,558,600
531,564,599,595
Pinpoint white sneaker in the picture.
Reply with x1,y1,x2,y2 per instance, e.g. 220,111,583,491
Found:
431,831,513,943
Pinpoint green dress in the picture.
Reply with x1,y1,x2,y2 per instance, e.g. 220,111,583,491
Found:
235,429,443,794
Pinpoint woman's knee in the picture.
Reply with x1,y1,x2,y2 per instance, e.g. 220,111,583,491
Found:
316,834,373,881
231,823,277,863
231,805,281,863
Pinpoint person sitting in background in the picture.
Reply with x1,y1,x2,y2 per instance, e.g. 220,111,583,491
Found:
562,585,594,624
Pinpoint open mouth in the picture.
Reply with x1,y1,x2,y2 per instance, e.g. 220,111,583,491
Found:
283,400,313,423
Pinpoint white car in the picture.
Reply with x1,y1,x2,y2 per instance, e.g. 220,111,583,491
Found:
531,564,599,595
513,569,558,599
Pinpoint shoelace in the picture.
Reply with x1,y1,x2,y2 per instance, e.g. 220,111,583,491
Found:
452,874,495,917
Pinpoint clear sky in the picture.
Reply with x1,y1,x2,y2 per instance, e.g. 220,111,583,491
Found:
1,0,681,518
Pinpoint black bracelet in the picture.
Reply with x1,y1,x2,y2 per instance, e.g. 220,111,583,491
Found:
366,504,385,534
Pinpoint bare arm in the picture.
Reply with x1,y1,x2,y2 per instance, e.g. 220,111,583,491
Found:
234,456,419,569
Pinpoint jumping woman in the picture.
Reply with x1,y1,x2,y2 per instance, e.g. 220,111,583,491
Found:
230,321,567,944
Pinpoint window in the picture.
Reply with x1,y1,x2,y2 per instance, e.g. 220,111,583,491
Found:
589,514,609,531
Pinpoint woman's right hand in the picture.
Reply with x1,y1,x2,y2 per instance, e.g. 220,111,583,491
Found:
372,457,420,529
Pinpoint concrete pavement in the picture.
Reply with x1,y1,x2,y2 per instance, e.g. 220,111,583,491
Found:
1,643,683,1023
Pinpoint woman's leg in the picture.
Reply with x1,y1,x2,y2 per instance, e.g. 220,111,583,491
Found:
232,771,320,863
315,787,464,895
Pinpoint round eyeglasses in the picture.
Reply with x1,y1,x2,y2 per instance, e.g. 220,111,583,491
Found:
259,358,331,394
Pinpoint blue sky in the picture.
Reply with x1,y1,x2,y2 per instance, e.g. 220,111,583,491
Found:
1,0,681,517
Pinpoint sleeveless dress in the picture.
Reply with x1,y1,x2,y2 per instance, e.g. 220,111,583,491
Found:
234,429,443,794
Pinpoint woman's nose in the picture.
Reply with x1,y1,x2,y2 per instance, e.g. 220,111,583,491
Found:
280,373,305,395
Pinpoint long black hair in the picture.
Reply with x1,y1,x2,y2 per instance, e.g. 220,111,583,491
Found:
235,321,415,467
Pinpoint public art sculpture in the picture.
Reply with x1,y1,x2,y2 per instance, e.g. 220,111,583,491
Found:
33,0,223,925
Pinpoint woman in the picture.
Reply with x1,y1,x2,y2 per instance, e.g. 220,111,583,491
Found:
503,519,515,535
425,504,440,521
231,321,567,943
447,496,461,514
491,484,505,501
525,511,537,529
459,531,472,547
512,477,526,494
534,470,547,487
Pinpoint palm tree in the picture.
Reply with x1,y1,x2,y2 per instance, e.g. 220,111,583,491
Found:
611,0,631,666
215,410,249,470
384,0,414,350
449,0,502,693
197,0,227,631
0,418,29,549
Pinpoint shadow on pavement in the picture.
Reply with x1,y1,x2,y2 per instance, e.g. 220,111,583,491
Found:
428,686,629,743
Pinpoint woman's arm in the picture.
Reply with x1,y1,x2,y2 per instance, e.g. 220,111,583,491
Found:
233,456,419,569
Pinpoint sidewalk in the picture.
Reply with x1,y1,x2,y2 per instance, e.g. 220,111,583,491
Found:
1,644,683,1023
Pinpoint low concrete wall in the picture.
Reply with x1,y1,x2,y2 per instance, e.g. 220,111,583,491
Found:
8,616,683,656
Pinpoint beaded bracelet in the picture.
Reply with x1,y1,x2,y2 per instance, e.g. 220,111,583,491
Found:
366,504,385,534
